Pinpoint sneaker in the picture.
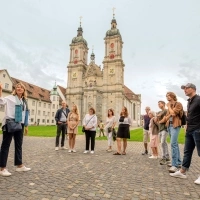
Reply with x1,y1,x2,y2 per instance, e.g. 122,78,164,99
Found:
170,170,187,179
72,149,76,153
68,149,72,153
16,166,31,172
168,166,178,173
149,155,157,159
61,146,68,150
142,150,148,155
106,149,112,152
0,169,12,176
55,147,59,151
90,151,94,154
83,150,89,154
194,176,200,185
160,159,167,165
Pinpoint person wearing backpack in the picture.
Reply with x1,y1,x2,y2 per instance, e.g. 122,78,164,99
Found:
54,101,70,151
170,83,200,185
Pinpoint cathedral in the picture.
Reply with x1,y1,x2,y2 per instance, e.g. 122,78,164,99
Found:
66,13,141,126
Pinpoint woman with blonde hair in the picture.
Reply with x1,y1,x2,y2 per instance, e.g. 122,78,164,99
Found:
67,104,80,153
0,82,31,176
113,107,132,155
148,111,159,159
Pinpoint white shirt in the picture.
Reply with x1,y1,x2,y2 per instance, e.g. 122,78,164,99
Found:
82,114,97,131
0,95,26,126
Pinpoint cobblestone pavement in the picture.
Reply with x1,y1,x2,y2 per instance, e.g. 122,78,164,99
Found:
0,135,200,200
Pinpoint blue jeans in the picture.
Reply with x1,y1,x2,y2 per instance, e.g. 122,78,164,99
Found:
182,129,200,171
168,125,182,167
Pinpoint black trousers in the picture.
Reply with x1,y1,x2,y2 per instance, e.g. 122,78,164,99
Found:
55,124,66,147
0,124,24,168
85,130,96,151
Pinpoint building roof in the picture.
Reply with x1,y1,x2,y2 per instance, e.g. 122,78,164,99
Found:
124,85,141,102
11,77,51,103
57,85,66,97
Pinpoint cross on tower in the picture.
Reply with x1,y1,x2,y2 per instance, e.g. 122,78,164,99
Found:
80,16,82,26
112,7,116,18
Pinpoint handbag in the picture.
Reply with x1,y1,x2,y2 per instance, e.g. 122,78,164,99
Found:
6,119,22,133
107,127,112,133
112,128,117,141
82,115,95,133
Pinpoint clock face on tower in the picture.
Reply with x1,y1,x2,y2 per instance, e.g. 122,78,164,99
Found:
72,72,77,78
110,43,114,48
74,59,78,64
109,54,115,59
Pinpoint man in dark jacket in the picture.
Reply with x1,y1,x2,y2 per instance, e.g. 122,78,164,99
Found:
55,101,70,150
170,83,200,184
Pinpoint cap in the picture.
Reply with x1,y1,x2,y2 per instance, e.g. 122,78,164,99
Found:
181,83,196,90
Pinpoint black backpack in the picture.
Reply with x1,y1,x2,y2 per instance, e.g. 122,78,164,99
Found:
180,111,187,125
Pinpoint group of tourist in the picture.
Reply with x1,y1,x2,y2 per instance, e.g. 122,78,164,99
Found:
141,83,200,184
55,103,132,155
0,82,199,186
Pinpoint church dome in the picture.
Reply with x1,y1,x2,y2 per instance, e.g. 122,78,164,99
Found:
106,17,121,37
71,26,88,46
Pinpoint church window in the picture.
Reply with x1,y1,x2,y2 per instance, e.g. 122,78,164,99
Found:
5,83,9,89
3,74,6,78
110,43,114,48
53,96,55,101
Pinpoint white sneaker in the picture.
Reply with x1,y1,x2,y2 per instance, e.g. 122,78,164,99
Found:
83,150,89,154
149,155,157,159
55,147,59,151
68,149,72,153
168,166,178,173
61,147,68,150
0,169,12,176
16,166,31,172
90,151,94,154
72,149,76,153
194,176,200,184
170,170,187,179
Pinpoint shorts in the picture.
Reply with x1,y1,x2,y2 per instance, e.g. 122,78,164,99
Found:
143,129,150,143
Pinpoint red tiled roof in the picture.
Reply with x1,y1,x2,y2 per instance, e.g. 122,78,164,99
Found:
124,85,141,101
11,77,51,102
57,85,66,96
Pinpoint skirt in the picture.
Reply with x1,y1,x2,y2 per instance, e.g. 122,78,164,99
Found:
150,134,159,147
117,124,130,139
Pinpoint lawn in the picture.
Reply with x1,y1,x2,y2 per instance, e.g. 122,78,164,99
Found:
0,126,186,144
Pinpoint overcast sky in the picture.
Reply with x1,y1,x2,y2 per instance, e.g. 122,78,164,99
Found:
0,0,200,113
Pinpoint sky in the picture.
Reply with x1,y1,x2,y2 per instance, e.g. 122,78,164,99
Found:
0,0,200,113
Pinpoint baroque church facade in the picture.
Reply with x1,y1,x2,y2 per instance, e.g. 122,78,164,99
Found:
66,15,142,126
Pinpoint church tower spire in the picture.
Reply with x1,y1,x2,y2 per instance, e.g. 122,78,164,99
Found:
102,8,125,116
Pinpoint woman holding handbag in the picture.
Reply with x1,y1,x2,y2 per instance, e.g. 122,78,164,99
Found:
0,82,31,177
67,104,80,153
82,107,97,154
105,109,116,152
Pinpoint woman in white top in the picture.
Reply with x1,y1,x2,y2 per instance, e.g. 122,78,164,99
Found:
82,107,97,154
105,109,116,152
113,107,132,155
0,82,31,177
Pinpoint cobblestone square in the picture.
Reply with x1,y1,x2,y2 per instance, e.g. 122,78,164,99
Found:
0,135,199,200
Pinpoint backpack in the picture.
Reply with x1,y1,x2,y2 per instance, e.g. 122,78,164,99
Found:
181,112,187,126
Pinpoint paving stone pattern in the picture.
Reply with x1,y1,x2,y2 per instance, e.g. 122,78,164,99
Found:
0,135,200,200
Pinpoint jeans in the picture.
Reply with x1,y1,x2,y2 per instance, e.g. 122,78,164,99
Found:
182,129,200,171
85,130,96,151
55,124,66,147
0,124,24,168
159,130,169,159
168,125,182,167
